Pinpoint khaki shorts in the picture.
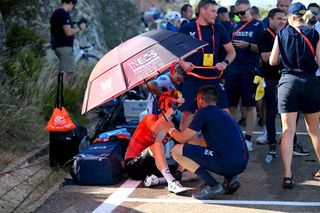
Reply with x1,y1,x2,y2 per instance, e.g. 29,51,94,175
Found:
54,47,75,73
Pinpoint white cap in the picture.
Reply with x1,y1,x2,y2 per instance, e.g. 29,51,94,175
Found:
164,11,181,22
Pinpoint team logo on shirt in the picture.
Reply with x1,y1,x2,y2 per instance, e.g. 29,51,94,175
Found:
236,31,254,38
204,149,214,156
189,31,196,38
253,22,260,26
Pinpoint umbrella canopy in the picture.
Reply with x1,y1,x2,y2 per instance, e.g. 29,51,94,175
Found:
81,30,207,114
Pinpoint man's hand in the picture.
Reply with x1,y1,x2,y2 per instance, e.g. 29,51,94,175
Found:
232,40,249,49
162,120,175,132
179,59,194,73
215,62,227,71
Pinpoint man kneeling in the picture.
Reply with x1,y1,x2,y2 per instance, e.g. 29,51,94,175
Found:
124,91,188,194
164,85,249,199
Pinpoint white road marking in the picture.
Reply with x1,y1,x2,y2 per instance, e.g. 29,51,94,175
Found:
249,131,309,136
123,198,320,206
92,179,141,213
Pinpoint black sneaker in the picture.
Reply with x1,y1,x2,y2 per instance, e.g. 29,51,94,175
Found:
222,176,241,194
192,184,225,199
293,143,310,156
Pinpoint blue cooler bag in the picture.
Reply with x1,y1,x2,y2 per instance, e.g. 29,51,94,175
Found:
70,142,124,185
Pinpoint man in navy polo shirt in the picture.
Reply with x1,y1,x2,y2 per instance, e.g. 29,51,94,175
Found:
257,8,286,159
262,0,292,29
224,0,264,152
178,0,236,131
163,85,248,199
50,0,86,85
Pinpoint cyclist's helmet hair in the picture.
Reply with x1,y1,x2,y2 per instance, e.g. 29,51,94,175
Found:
164,11,181,22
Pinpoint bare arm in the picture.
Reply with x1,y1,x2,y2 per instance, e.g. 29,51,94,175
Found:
168,127,198,144
316,36,320,68
62,22,86,37
269,36,280,66
260,52,271,63
233,40,259,53
144,81,163,96
216,42,236,71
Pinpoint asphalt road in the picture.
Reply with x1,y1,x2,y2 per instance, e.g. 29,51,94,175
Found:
36,115,320,213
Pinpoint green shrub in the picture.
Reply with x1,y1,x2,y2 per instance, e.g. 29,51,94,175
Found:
6,23,45,56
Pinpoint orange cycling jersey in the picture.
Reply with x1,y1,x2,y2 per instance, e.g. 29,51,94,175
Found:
125,114,158,159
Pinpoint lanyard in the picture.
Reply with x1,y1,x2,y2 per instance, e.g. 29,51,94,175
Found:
266,27,276,39
231,18,254,41
196,20,215,53
293,27,315,56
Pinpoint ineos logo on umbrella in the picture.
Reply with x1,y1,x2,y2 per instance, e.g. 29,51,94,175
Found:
128,50,159,70
100,78,112,92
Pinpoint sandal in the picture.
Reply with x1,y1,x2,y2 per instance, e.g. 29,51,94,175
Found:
313,170,320,181
283,177,295,189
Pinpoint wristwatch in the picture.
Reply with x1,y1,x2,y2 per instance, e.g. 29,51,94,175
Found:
223,59,230,65
168,128,177,137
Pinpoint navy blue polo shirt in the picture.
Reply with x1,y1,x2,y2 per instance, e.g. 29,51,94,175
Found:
179,21,230,81
257,28,281,80
189,105,248,165
50,8,74,49
278,25,319,74
232,18,264,67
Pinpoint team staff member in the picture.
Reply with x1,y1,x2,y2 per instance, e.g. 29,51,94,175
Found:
162,85,248,199
270,2,320,188
50,0,86,85
257,8,286,156
178,0,236,131
224,0,264,152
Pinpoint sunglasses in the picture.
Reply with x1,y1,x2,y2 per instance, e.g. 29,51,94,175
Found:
235,8,249,17
312,11,319,16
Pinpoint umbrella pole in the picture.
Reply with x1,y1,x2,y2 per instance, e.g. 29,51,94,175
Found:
143,79,168,122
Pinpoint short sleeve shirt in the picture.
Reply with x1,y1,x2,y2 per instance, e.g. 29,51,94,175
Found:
277,25,319,74
257,28,281,80
179,21,230,80
232,19,264,67
188,105,248,165
50,8,74,49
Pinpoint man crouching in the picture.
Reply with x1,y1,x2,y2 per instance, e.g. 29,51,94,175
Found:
163,85,249,199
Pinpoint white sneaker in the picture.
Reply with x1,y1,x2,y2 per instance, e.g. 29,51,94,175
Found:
245,140,253,152
256,129,268,144
144,174,160,187
168,180,188,194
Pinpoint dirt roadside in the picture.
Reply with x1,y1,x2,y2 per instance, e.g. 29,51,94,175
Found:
0,111,100,213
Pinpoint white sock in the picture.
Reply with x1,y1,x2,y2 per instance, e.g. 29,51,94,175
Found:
161,168,175,184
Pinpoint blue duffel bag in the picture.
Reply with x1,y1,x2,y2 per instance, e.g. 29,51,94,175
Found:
70,142,124,185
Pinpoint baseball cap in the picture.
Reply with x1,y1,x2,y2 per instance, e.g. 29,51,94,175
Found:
217,7,228,14
287,2,307,17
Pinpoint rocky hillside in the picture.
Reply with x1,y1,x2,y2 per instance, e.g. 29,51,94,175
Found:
0,0,143,58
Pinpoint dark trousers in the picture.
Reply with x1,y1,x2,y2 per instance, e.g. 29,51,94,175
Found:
265,79,279,145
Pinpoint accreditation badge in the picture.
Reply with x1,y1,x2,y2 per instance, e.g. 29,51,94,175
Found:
203,53,214,66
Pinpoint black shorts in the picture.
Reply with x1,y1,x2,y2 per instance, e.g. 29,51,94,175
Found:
224,65,257,107
277,73,320,113
125,148,177,180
